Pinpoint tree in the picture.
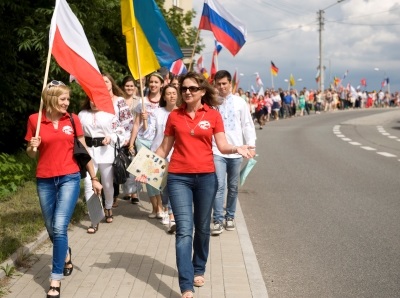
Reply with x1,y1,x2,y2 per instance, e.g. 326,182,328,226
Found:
0,0,203,153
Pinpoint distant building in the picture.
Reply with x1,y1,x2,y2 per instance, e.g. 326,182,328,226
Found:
163,0,193,13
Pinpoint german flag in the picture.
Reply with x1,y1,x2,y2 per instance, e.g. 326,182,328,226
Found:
271,61,279,76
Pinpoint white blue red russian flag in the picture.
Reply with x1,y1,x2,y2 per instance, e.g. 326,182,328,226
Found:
199,0,246,56
169,59,187,75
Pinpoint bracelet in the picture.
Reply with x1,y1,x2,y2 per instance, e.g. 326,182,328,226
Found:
91,176,99,181
231,146,237,154
128,145,134,149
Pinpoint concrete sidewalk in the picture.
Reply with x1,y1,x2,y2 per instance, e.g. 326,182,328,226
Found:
3,196,268,298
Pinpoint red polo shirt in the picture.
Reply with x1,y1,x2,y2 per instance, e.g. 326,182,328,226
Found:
164,103,225,173
25,111,84,178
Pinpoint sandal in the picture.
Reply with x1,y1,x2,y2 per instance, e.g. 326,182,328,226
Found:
105,209,113,223
87,224,99,234
47,280,61,298
194,275,205,287
181,290,194,298
63,247,73,276
112,197,118,208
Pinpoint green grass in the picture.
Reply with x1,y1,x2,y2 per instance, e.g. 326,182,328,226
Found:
0,181,87,264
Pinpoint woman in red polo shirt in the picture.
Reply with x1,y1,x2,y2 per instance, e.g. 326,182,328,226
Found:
153,72,253,298
25,81,102,298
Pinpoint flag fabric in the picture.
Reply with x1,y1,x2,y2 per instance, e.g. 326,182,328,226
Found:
210,41,221,80
199,0,246,56
210,51,217,80
381,78,389,87
360,78,367,87
121,0,183,79
255,72,263,86
169,59,187,76
232,69,239,94
196,55,204,73
50,0,114,114
201,68,209,79
258,86,264,96
214,40,223,54
271,61,279,76
315,70,320,83
342,70,349,80
334,76,341,86
289,74,295,87
251,85,256,94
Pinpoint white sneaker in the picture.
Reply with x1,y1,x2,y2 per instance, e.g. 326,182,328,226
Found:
160,214,169,225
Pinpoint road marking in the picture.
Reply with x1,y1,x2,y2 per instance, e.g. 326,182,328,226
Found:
388,136,397,139
342,138,352,141
361,146,376,151
381,133,390,136
377,152,397,157
336,134,345,137
349,142,361,145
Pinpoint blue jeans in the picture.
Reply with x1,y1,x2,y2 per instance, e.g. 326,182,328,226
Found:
168,173,217,293
213,155,243,223
36,172,80,280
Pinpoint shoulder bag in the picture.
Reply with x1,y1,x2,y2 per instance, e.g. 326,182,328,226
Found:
112,137,131,184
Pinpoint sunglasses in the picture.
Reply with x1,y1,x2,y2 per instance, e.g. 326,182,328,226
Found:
181,86,203,93
48,80,66,89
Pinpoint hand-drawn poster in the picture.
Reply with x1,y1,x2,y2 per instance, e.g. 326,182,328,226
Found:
127,147,168,191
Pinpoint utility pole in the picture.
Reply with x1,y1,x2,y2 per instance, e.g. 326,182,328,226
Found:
317,10,325,93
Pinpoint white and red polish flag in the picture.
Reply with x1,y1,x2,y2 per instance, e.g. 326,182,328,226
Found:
49,0,114,114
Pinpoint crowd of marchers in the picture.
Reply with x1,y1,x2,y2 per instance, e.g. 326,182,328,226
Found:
236,87,400,129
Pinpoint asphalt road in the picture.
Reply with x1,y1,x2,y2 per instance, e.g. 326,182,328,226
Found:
239,109,400,298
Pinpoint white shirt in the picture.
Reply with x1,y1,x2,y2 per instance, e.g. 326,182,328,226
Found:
212,93,256,158
150,107,173,161
78,110,125,164
134,97,159,142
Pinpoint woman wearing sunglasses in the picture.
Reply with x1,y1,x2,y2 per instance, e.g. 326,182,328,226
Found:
25,80,102,298
138,72,254,298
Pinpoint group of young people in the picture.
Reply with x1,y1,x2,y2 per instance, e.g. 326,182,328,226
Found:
25,69,256,298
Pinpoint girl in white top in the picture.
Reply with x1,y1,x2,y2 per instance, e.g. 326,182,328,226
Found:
149,85,178,228
103,73,134,207
128,72,164,217
121,75,141,203
78,98,125,233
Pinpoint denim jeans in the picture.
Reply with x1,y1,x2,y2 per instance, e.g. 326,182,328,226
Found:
36,172,80,281
167,173,217,293
212,155,243,223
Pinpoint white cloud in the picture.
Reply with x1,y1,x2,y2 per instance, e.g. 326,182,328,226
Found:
192,0,400,92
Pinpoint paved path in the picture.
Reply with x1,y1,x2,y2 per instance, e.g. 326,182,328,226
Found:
3,195,268,298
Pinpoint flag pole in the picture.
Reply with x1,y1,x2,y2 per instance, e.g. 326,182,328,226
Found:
271,70,274,89
132,26,147,130
188,28,201,71
33,0,60,152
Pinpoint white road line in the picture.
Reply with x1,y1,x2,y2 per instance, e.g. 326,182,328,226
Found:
336,134,345,137
388,136,398,139
377,152,397,157
349,142,361,145
342,138,352,141
382,133,390,136
361,146,376,151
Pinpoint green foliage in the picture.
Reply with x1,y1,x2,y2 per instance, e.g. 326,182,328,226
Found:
0,264,15,277
0,153,34,200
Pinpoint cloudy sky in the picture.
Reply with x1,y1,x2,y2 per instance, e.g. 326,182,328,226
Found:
191,0,400,93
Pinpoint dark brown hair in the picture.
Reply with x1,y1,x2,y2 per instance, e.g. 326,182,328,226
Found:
179,72,219,107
